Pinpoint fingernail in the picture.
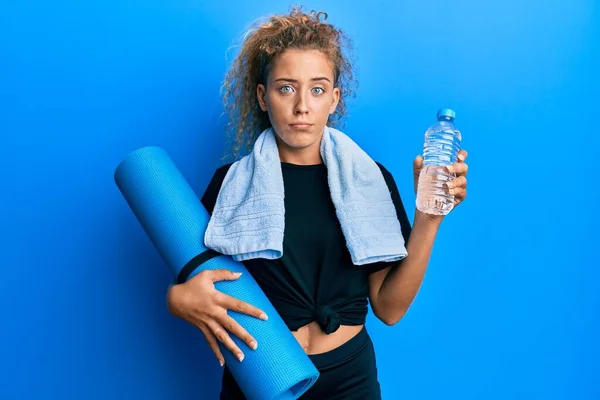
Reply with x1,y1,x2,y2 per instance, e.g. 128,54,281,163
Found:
447,165,453,173
220,359,224,367
446,181,453,188
250,341,258,350
260,313,268,321
237,353,244,362
234,272,242,277
458,153,465,161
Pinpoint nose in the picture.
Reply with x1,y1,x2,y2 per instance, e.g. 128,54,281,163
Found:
294,92,309,115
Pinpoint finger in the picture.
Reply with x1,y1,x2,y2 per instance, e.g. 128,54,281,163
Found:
199,324,225,367
413,155,423,171
457,149,468,162
216,292,268,321
208,320,245,362
449,187,467,201
207,269,243,283
447,162,468,176
446,176,467,190
413,156,423,190
219,314,258,351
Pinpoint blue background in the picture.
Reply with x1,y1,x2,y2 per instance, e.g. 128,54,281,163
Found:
2,0,598,399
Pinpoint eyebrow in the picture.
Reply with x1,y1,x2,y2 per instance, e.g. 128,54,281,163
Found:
274,77,331,83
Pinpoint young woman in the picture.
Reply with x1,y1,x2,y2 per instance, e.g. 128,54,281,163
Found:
166,7,469,399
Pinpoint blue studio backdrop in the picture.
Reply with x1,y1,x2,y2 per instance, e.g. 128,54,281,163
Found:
1,1,598,399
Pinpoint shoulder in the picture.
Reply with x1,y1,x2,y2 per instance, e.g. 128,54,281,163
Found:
373,160,413,237
214,162,235,181
209,162,235,190
374,161,398,191
374,161,390,174
200,162,234,214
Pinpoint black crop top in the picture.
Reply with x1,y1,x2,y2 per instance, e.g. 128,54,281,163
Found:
200,161,412,335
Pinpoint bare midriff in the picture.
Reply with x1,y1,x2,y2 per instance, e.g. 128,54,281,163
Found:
291,322,363,355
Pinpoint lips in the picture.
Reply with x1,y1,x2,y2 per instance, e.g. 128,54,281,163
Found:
289,122,313,129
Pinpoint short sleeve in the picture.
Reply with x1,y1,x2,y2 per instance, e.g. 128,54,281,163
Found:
200,163,233,215
362,162,413,274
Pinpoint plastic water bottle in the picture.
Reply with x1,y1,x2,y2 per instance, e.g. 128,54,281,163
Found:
416,108,463,216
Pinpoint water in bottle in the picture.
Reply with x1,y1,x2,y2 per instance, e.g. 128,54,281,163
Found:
416,108,463,216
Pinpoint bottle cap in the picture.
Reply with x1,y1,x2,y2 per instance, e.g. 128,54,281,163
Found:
437,108,456,120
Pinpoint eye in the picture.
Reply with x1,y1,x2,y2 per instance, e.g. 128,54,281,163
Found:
279,85,294,93
312,87,325,95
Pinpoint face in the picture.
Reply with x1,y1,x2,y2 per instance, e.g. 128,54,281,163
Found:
256,49,340,155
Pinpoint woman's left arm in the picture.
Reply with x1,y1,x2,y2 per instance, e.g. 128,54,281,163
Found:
368,150,469,326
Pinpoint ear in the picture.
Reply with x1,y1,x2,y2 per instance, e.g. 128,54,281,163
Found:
329,87,341,115
257,84,268,112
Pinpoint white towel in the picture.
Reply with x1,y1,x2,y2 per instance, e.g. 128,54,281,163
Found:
204,126,407,265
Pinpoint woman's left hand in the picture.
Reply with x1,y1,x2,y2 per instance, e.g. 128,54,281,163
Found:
413,149,469,210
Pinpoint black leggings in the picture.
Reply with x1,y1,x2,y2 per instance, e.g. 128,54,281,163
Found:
219,326,382,400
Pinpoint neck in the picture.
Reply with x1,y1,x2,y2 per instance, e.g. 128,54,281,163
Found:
275,139,323,165
279,150,323,165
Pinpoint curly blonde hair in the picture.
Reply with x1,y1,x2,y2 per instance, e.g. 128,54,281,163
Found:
221,5,357,159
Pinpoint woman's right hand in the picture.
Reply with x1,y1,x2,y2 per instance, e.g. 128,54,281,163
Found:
166,269,268,366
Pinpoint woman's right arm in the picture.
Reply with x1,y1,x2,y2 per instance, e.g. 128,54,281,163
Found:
166,269,268,366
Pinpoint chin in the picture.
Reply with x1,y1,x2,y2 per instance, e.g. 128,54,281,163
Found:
277,129,320,149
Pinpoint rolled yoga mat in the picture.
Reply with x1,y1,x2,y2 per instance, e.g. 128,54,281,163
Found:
114,146,319,400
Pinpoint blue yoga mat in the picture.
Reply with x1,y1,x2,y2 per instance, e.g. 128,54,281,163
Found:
114,146,319,400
